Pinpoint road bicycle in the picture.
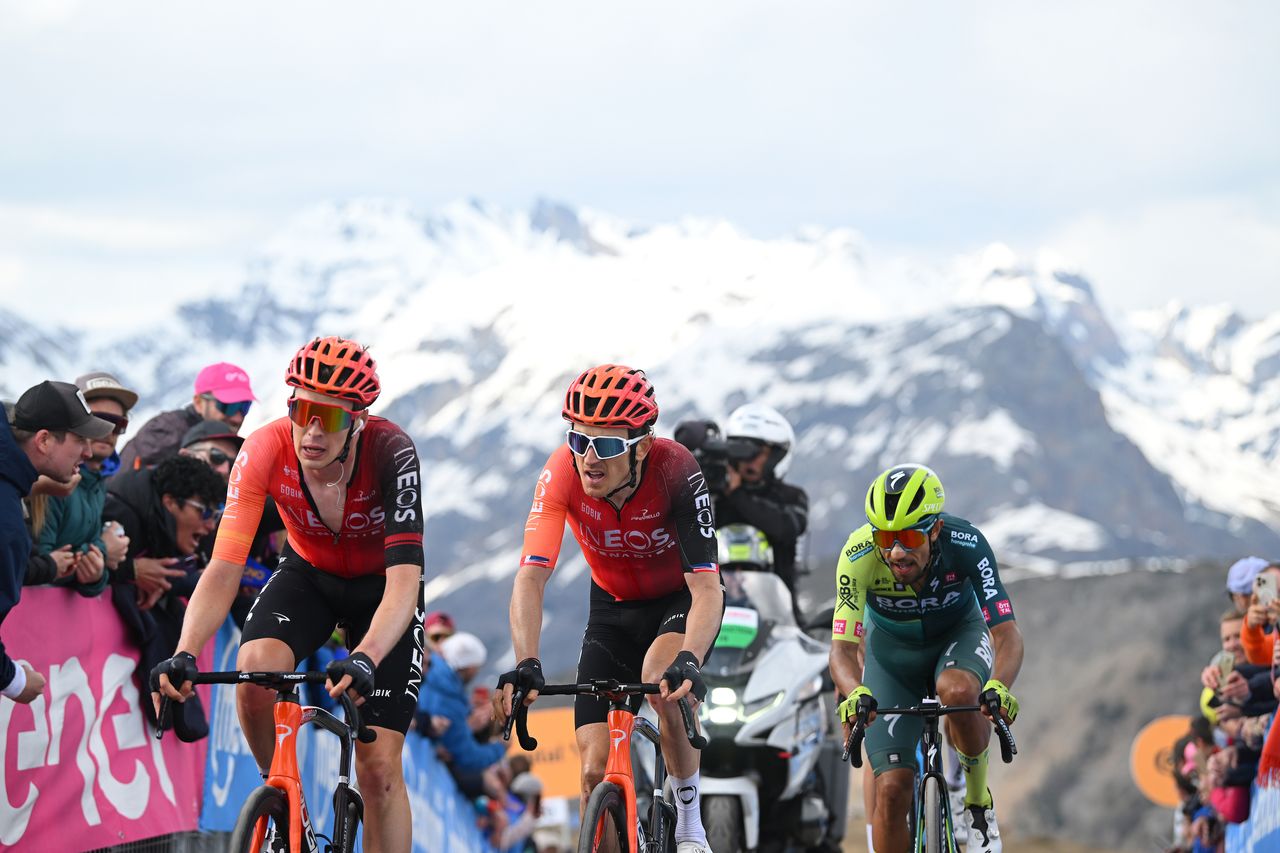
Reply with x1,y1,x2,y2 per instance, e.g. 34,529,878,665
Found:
156,670,376,853
504,679,705,853
842,682,1017,853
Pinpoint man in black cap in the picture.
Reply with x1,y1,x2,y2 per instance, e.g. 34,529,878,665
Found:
2,381,113,705
179,420,244,484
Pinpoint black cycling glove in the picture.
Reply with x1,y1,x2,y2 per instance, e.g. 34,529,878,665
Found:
327,652,377,698
149,652,198,694
661,650,706,702
497,657,545,698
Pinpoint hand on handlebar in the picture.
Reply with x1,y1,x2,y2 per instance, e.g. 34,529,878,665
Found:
838,685,877,735
660,650,706,703
497,657,544,716
327,652,377,706
150,652,198,706
980,678,1019,725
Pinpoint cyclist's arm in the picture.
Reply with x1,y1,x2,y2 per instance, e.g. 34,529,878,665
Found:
510,565,551,662
829,530,871,698
683,570,725,662
351,562,421,665
989,620,1024,689
170,432,272,663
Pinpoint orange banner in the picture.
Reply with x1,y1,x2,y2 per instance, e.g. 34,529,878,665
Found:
511,707,581,799
1130,714,1192,808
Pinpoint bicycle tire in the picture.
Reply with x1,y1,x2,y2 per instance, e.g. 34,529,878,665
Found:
921,775,948,853
578,781,630,853
229,784,290,853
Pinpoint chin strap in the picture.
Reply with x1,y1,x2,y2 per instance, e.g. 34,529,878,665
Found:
603,447,641,503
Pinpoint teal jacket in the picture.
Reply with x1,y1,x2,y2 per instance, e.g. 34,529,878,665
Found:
37,464,111,597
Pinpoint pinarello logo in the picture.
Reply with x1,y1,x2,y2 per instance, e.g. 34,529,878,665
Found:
854,622,865,638
996,599,1012,616
833,619,847,635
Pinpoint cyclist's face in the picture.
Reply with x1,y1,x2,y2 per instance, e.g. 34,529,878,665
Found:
290,389,365,471
569,423,652,499
880,519,940,584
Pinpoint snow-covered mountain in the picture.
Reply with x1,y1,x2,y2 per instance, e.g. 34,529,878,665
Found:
4,198,1278,665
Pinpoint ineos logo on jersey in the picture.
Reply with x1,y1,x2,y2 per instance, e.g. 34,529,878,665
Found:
694,492,714,538
393,445,419,523
581,526,673,553
282,504,386,533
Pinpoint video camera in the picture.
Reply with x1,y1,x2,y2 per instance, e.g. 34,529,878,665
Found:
673,419,760,493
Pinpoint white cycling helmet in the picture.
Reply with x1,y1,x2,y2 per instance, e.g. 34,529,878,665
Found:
725,403,795,478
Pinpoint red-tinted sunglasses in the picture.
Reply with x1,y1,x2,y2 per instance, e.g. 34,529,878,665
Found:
92,411,129,436
871,523,935,551
288,397,355,433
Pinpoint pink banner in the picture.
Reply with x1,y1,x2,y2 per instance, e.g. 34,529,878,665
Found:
1,586,209,850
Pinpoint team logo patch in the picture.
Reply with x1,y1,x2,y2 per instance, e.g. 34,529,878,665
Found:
833,619,847,635
982,607,990,621
854,621,865,638
996,599,1013,616
945,572,958,582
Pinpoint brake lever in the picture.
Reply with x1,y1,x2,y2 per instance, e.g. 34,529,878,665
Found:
677,697,707,750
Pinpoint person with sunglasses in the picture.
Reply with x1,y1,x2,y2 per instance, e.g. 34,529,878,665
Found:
152,336,425,853
117,360,257,471
31,372,141,598
500,364,723,853
828,464,1024,853
179,419,245,483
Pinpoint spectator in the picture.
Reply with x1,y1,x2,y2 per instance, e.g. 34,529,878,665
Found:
35,372,140,597
712,403,809,601
418,631,507,799
178,420,244,482
1200,610,1247,723
1226,556,1268,617
103,454,226,741
118,361,256,470
426,611,456,651
1240,562,1280,666
2,381,113,706
22,475,80,586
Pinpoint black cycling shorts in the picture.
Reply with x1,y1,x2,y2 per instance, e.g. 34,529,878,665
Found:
240,544,425,734
574,580,715,728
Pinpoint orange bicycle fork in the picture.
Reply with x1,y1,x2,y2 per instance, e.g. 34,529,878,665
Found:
256,693,319,853
597,707,642,851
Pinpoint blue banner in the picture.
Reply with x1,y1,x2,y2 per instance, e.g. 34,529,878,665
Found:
199,618,497,852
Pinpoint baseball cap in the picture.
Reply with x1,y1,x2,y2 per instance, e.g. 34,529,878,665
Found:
425,611,456,634
181,419,246,450
510,772,543,800
75,371,139,412
439,632,487,671
11,381,114,439
1227,556,1269,595
194,362,257,404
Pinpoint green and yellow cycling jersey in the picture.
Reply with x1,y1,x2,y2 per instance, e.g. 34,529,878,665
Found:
831,512,1015,645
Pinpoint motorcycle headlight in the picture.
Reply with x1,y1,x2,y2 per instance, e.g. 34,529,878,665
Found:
708,706,739,726
796,674,823,703
709,687,738,706
744,691,784,720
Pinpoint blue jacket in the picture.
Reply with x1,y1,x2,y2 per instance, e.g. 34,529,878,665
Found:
1,419,38,692
417,651,505,772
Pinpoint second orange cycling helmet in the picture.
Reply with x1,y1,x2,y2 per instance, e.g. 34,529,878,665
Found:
285,336,381,410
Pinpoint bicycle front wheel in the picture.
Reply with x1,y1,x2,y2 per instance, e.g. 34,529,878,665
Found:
229,784,290,853
921,775,949,853
578,781,630,853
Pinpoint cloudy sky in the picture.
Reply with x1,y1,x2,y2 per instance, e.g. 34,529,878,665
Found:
1,1,1277,327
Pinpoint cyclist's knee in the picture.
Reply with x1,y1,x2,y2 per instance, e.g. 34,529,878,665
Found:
580,761,605,796
874,770,914,813
355,748,405,798
237,638,294,671
936,670,979,706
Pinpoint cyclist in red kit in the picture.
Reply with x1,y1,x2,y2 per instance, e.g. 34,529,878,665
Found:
152,337,424,853
499,364,724,853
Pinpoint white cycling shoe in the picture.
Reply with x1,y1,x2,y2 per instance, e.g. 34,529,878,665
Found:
676,841,714,853
948,786,968,844
960,794,1002,853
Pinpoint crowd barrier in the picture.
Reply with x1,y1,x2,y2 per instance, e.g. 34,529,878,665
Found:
0,586,497,852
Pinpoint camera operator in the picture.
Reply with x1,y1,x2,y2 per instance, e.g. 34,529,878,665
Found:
675,404,808,601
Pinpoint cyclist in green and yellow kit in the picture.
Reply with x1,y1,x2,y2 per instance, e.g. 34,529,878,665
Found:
829,464,1023,853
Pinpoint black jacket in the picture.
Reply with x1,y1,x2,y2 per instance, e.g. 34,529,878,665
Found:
714,477,809,591
1,418,38,692
117,404,203,472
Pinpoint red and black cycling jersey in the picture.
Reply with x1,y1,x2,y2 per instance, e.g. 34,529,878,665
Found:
520,438,719,601
212,417,424,578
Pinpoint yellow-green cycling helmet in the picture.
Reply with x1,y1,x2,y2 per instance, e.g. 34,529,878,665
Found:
865,464,945,530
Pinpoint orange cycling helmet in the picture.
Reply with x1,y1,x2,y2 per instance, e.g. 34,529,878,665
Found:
286,336,381,409
563,364,658,432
